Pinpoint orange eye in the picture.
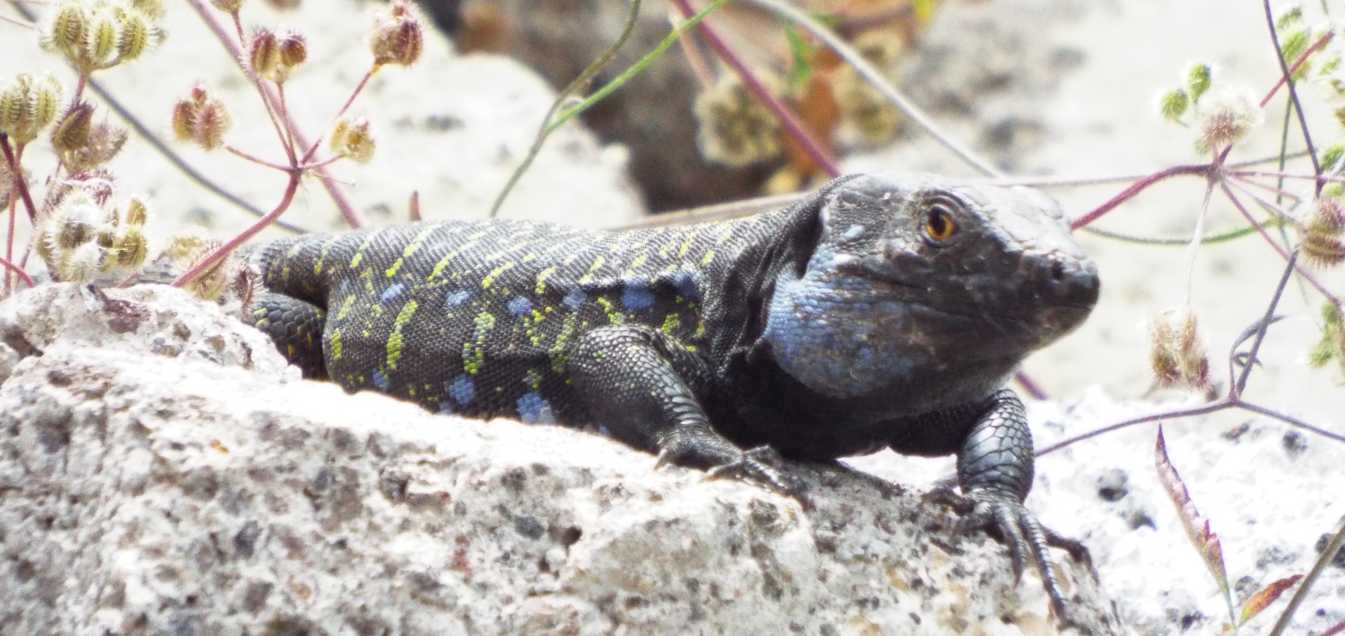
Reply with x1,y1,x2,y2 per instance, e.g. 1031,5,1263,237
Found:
924,206,957,242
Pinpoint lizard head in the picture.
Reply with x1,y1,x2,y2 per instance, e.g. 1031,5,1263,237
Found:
762,174,1099,401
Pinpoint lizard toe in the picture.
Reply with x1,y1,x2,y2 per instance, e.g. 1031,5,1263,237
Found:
961,489,1079,625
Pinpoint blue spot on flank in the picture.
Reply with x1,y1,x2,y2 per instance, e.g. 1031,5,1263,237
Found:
379,283,406,303
562,288,586,310
506,296,533,316
372,369,390,390
673,271,699,300
445,290,471,308
516,392,555,424
448,375,475,406
621,282,654,311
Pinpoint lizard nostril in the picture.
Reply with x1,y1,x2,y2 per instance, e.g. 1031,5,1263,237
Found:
1050,261,1066,282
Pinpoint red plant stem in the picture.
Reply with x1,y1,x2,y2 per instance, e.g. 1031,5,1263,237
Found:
0,253,33,289
4,198,15,294
1230,169,1345,184
670,0,840,176
226,145,292,172
1070,164,1210,230
1220,182,1342,309
301,65,379,164
0,135,36,224
189,0,364,228
1263,0,1323,195
173,173,301,288
1014,371,1047,400
1259,30,1333,108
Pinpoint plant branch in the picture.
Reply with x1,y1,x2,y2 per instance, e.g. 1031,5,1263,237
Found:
173,173,302,288
188,0,364,228
1070,164,1210,230
1220,182,1341,309
1259,30,1333,108
1263,0,1323,194
0,252,32,289
0,135,37,224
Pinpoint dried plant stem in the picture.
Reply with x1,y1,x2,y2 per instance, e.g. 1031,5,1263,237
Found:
1269,513,1345,634
0,135,36,225
671,0,840,176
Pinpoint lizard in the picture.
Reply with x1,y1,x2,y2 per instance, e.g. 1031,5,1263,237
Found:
244,173,1101,619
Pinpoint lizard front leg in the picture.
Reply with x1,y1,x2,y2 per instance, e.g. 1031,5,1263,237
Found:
954,388,1091,621
568,325,799,497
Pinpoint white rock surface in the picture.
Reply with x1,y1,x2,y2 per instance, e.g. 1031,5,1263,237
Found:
0,284,1118,634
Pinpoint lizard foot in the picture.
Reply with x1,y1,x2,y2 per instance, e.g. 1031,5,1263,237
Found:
959,489,1093,624
655,428,805,502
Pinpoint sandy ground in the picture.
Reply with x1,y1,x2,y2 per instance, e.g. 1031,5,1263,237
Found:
2,0,1343,633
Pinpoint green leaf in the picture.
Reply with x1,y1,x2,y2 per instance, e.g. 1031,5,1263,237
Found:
1323,144,1345,173
784,26,814,89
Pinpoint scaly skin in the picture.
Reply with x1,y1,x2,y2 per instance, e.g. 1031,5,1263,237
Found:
246,174,1100,620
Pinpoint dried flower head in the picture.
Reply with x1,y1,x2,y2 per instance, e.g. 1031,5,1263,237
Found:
62,120,128,174
330,116,375,163
833,30,907,146
172,84,232,151
162,233,232,300
1150,308,1210,389
50,101,95,154
1302,195,1345,268
370,1,424,67
248,28,309,83
0,73,63,146
1193,87,1263,154
694,73,783,168
210,0,243,12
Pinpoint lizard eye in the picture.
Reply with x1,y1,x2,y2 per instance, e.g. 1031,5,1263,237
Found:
923,205,958,243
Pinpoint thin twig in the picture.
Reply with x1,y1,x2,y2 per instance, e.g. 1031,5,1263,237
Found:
1234,251,1298,396
1259,30,1334,108
300,65,380,164
1263,0,1324,194
1070,164,1210,230
1270,515,1345,635
0,135,37,224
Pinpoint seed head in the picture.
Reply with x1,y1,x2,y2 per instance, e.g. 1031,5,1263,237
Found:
210,0,243,13
40,0,162,75
172,84,231,151
51,101,96,154
0,73,64,146
1193,87,1263,154
330,117,376,163
1302,196,1345,268
61,121,128,174
371,1,424,67
1186,63,1212,103
694,73,783,167
1158,89,1189,122
279,31,308,68
59,242,109,283
1149,308,1210,390
248,28,281,81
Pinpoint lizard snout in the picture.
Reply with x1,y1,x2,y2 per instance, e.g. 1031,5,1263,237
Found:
1035,253,1100,310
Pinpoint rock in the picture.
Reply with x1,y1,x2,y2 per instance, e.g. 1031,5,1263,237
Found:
0,284,1119,634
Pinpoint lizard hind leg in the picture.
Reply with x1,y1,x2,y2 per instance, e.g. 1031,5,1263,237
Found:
568,325,802,499
248,291,329,379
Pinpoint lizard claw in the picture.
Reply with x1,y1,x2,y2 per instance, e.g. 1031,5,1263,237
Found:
959,489,1091,624
655,429,806,503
